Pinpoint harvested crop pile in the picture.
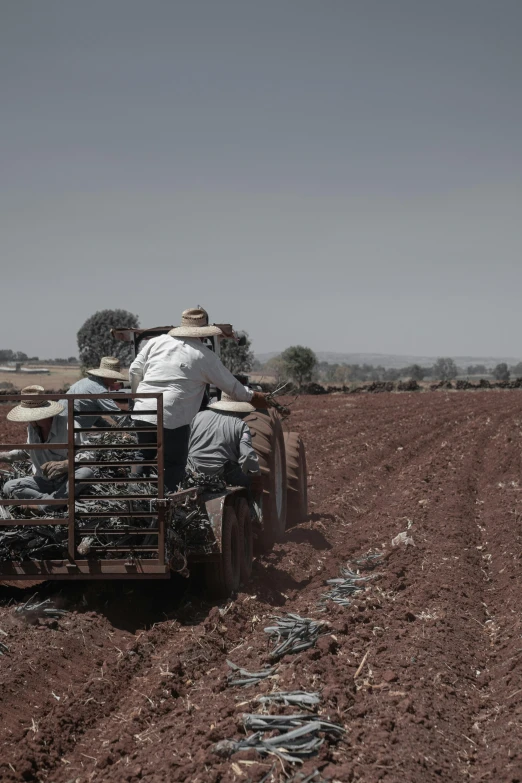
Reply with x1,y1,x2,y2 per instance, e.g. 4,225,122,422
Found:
1,391,522,781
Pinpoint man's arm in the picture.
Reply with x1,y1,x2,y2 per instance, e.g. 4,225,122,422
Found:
0,450,29,464
129,342,151,393
202,352,254,402
95,396,122,415
238,426,260,475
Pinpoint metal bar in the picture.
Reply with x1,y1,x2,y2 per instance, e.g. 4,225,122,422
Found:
76,477,158,484
75,494,157,501
76,523,158,528
156,398,165,567
0,573,170,581
166,487,201,501
0,561,169,576
73,444,154,450
0,498,68,506
74,427,156,433
0,393,162,401
72,410,156,416
0,518,67,526
76,509,157,516
67,398,75,560
0,443,69,450
73,460,159,467
88,547,159,552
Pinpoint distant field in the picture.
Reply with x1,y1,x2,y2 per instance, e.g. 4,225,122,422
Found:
0,365,82,391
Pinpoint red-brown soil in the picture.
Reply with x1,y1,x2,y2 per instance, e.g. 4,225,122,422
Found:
1,391,522,782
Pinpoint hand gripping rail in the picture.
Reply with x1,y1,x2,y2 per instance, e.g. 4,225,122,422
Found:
0,392,169,580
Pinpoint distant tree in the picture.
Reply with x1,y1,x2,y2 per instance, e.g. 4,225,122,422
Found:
432,357,458,381
280,346,318,387
77,309,139,367
219,331,255,375
493,362,510,382
0,350,14,362
13,351,28,362
403,364,426,382
263,355,288,385
511,362,522,378
384,368,401,382
467,364,488,376
68,356,78,364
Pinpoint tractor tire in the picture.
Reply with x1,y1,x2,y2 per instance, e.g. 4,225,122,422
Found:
283,432,308,526
204,504,241,598
234,496,253,584
244,410,287,550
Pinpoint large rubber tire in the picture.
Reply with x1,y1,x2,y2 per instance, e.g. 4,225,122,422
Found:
284,432,308,526
234,496,253,584
205,504,241,598
244,410,287,550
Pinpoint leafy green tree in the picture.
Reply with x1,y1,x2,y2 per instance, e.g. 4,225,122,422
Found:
77,309,139,367
493,362,510,381
403,364,426,381
219,331,255,375
280,346,318,387
432,357,458,381
511,362,522,377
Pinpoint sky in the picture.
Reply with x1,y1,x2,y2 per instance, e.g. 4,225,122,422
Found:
1,0,522,360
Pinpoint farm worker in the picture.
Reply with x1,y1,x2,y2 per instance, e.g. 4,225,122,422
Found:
67,356,127,441
0,386,94,513
129,307,269,492
186,393,260,487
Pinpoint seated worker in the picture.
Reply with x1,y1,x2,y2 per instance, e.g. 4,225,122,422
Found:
186,393,260,487
0,386,94,513
67,356,127,442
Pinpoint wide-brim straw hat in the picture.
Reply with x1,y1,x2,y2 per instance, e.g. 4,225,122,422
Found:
169,308,223,338
209,392,255,413
7,386,64,423
87,356,127,380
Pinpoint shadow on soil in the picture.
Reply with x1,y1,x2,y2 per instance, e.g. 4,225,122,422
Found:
282,526,332,551
0,574,214,635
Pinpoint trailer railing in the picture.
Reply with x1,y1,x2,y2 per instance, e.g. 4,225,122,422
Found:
0,393,169,580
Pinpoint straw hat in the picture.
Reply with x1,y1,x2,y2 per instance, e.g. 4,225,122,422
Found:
7,386,64,423
87,356,127,381
169,308,223,338
209,392,255,413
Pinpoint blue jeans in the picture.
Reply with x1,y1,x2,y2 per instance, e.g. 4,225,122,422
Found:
3,467,94,512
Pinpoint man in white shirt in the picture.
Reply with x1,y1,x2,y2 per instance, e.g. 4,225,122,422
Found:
130,307,268,492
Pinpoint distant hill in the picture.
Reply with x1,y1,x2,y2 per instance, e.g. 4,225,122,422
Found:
255,351,522,370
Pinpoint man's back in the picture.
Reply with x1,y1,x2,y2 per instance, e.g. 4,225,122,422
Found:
68,376,120,428
187,409,249,475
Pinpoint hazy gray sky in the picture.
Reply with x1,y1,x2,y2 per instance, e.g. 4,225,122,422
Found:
1,0,522,359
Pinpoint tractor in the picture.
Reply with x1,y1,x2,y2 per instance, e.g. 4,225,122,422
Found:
0,321,307,597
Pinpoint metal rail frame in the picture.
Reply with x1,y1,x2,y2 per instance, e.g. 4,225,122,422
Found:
0,392,169,580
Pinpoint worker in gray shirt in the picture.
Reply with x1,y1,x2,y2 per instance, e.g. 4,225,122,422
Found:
186,393,260,487
67,357,127,441
0,386,94,513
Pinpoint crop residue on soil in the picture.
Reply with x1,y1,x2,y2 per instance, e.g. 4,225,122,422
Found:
1,391,522,781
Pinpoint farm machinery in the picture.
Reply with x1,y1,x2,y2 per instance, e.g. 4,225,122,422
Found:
0,324,307,597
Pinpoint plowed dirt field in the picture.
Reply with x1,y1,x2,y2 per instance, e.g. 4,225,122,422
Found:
1,391,522,782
